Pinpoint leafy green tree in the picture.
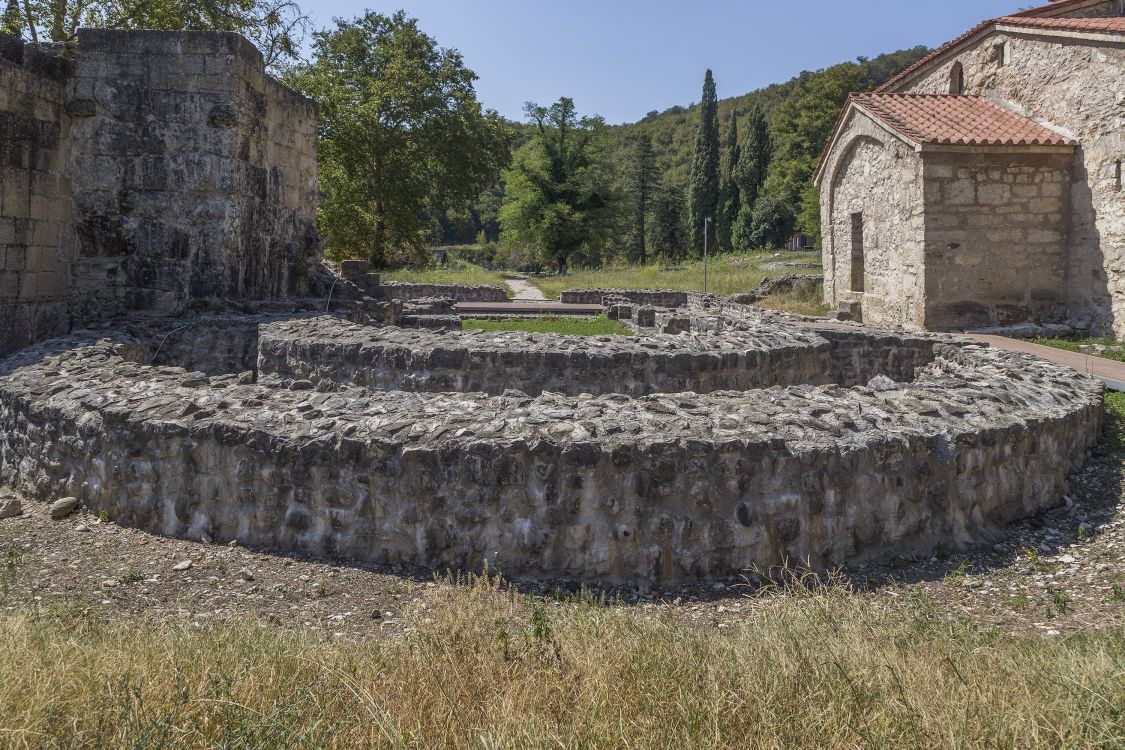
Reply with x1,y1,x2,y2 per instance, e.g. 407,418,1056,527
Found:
686,69,720,256
796,183,822,246
1,0,21,34
649,183,687,263
745,195,795,249
626,134,658,264
760,62,872,242
287,12,512,266
732,104,772,249
9,0,306,66
499,98,617,274
717,110,740,251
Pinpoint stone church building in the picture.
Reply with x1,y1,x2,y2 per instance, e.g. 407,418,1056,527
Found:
815,0,1124,333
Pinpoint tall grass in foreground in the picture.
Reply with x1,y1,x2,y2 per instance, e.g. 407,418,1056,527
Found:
1,574,1123,749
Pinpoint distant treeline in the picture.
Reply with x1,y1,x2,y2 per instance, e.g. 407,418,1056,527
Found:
432,46,930,265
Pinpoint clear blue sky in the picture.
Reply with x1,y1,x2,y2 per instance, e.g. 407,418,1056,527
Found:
305,0,1031,125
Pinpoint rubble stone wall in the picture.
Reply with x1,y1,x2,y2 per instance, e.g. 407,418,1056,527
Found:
66,30,320,321
0,30,321,359
255,317,839,396
0,36,75,357
0,324,1103,585
560,289,689,307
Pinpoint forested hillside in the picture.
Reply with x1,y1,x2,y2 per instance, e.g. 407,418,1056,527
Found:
605,47,930,190
435,46,929,254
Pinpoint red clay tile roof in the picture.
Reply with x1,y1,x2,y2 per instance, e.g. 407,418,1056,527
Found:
999,15,1125,33
1009,0,1111,17
878,7,1124,93
851,93,1077,147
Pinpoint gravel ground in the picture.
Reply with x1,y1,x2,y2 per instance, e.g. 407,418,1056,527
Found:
2,438,1123,638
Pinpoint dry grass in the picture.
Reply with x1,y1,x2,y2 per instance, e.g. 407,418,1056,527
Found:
753,280,832,317
528,251,822,300
381,259,512,292
1,573,1123,749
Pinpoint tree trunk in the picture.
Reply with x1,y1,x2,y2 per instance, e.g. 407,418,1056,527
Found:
370,159,386,266
639,208,646,265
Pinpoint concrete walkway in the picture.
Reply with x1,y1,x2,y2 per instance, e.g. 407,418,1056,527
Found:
965,334,1125,391
504,277,547,301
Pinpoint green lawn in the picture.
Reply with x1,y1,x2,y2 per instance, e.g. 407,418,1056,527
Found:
462,315,633,336
1031,337,1125,363
529,250,821,300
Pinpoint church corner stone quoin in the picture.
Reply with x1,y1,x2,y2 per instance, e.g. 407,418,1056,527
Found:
815,0,1125,334
0,24,1110,587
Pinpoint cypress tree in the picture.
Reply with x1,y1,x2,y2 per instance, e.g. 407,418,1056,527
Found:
686,69,720,256
718,110,740,251
732,103,772,249
627,134,658,265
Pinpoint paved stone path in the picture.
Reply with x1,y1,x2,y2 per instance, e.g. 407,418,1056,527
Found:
506,277,549,301
504,277,547,301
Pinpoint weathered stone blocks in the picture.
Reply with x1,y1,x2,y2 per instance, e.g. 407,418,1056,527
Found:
0,312,1104,585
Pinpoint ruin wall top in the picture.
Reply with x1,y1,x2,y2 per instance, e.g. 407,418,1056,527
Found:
0,29,323,358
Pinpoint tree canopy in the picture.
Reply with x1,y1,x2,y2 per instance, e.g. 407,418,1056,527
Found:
626,133,658,264
686,69,720,256
286,11,512,266
3,0,306,66
499,98,617,274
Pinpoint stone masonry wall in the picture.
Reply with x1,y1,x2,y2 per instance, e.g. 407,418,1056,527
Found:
820,110,927,329
0,36,74,357
884,26,1125,334
0,325,1103,585
255,317,840,397
922,150,1073,329
560,289,690,307
65,30,320,321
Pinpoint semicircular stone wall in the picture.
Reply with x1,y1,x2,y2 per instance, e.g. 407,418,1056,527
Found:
0,311,1104,585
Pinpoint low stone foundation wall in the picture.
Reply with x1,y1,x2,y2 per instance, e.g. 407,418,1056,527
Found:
255,317,836,396
379,281,508,303
560,289,690,307
0,325,1103,585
